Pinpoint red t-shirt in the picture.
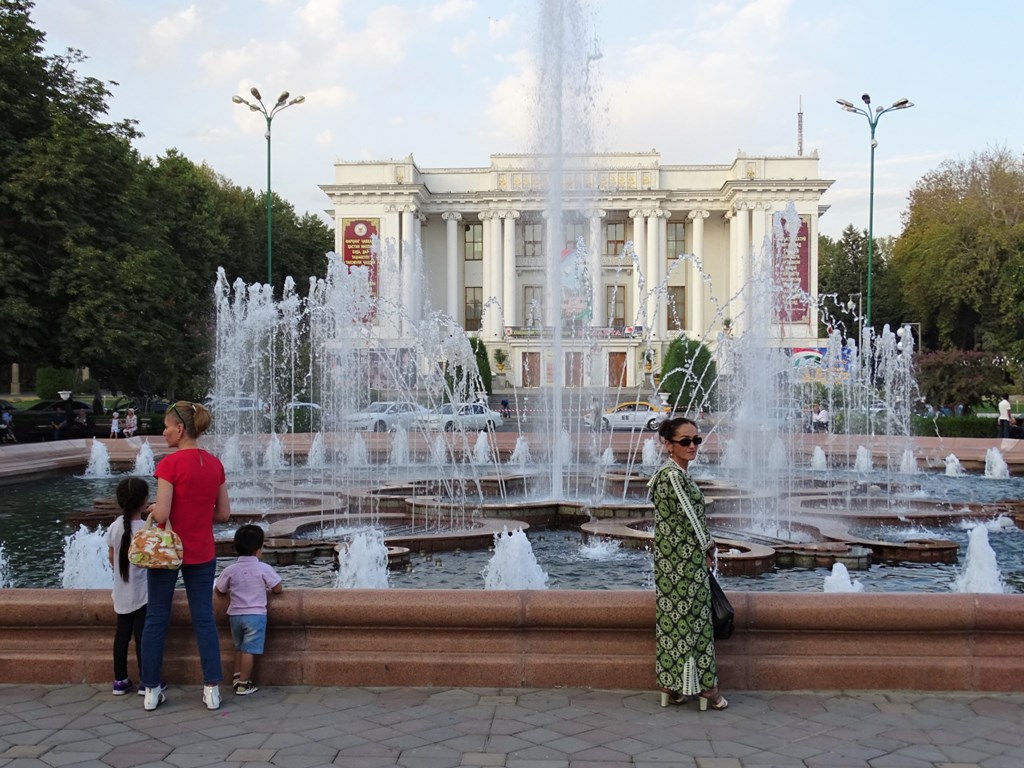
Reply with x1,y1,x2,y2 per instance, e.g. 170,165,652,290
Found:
154,448,225,564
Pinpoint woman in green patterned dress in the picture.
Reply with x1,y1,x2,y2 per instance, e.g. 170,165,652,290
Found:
650,416,728,710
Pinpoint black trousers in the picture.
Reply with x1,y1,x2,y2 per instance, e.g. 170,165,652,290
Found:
113,605,147,681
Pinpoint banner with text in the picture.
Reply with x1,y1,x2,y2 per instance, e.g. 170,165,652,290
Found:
342,218,379,319
771,215,810,323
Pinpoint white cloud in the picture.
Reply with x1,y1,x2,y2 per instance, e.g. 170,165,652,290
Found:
140,4,199,66
315,128,333,146
296,0,347,41
488,15,513,39
431,0,476,23
451,31,477,57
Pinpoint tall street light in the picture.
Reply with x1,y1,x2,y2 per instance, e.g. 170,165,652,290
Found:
232,87,305,288
836,94,913,332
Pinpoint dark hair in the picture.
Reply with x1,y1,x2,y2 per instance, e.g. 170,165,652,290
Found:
658,416,697,440
233,524,265,557
115,477,149,583
166,401,213,439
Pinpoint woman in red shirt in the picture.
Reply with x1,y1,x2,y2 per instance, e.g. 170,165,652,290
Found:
140,401,231,712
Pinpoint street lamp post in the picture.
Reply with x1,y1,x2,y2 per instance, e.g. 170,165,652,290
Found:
836,94,913,332
232,87,305,288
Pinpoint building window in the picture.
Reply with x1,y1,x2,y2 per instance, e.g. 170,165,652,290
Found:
523,286,544,327
606,285,625,327
667,285,686,330
464,223,482,261
604,222,625,257
519,223,544,258
564,221,586,252
465,287,482,331
667,222,685,260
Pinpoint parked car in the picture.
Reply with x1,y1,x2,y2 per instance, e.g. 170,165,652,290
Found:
14,400,95,441
590,401,670,431
416,402,504,431
341,401,429,432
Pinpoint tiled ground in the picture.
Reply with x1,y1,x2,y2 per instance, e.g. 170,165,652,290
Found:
1,685,1022,767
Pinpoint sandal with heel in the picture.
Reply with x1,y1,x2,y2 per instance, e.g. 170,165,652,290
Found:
658,688,691,707
699,688,728,711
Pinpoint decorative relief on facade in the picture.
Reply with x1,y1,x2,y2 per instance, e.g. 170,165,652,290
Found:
745,163,757,179
395,167,406,184
688,209,710,220
498,174,507,190
441,211,463,223
641,172,652,188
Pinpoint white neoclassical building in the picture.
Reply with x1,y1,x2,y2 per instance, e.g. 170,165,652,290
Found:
320,151,832,389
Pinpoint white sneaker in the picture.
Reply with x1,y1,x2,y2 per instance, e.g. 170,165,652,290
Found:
202,684,221,710
143,686,166,711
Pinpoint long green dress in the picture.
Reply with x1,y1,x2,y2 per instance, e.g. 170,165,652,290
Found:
650,460,717,695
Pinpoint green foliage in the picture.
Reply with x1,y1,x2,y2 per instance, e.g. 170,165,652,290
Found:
34,367,74,400
910,415,999,439
816,227,902,340
0,3,332,402
889,147,1024,354
659,337,716,413
79,378,100,395
914,350,1010,413
472,338,492,395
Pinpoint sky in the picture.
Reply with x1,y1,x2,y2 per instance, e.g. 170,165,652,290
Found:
30,0,1024,241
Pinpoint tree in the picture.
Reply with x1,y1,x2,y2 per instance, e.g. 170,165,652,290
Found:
659,337,716,414
817,226,902,341
914,350,1011,413
889,147,1024,355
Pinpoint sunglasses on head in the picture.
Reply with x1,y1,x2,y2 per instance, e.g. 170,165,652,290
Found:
667,435,703,447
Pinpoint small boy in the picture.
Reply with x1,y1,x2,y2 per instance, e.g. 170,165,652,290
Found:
214,525,282,695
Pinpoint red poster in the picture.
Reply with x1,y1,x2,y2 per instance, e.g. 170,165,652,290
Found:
772,216,810,323
342,218,379,304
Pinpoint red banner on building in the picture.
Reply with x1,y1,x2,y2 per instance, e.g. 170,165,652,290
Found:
772,216,810,323
342,218,379,306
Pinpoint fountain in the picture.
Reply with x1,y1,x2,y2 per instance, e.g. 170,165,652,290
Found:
482,528,549,590
61,525,113,589
131,441,155,476
952,524,1005,593
985,447,1010,479
83,439,112,478
0,543,12,588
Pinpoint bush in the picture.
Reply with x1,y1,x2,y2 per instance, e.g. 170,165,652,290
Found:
35,367,75,401
80,378,101,395
659,337,716,413
911,415,998,438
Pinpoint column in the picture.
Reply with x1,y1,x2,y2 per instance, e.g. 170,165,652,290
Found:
489,211,504,339
629,209,646,329
687,209,709,337
587,209,606,327
442,211,462,322
479,212,494,338
10,363,19,396
646,211,660,336
401,206,415,336
413,213,425,324
502,211,520,328
733,202,750,333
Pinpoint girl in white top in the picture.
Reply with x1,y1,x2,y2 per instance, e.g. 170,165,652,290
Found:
105,477,150,695
109,411,121,439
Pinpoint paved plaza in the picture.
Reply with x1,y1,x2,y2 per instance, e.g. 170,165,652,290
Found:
1,684,1022,768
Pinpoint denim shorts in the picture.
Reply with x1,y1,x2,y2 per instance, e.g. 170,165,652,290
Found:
228,614,268,655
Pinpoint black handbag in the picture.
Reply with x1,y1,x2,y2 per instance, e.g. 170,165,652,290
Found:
708,570,734,640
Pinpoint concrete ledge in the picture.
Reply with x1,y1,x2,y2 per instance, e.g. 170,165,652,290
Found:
0,589,1022,691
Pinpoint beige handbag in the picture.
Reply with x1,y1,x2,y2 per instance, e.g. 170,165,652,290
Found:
128,514,183,569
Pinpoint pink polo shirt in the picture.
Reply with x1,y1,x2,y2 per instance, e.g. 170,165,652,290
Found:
214,556,282,615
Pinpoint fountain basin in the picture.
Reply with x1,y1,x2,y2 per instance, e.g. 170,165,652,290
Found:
2,589,1023,692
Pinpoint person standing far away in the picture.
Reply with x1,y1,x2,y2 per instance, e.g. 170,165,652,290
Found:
648,416,727,711
215,524,283,696
106,477,150,696
140,401,231,713
109,411,121,439
997,394,1012,439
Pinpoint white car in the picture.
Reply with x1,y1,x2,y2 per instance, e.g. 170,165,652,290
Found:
341,401,428,432
417,402,504,431
592,401,671,431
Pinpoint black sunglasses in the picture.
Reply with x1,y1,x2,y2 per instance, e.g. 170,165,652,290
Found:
667,436,703,447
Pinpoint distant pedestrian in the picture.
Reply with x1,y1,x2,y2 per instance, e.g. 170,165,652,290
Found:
215,525,282,696
0,407,16,444
109,411,121,439
500,399,510,418
998,395,1012,438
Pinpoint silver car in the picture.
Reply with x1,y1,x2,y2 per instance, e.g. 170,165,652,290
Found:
417,402,504,431
341,401,428,432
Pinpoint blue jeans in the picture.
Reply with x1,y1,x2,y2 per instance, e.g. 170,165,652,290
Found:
141,559,222,688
